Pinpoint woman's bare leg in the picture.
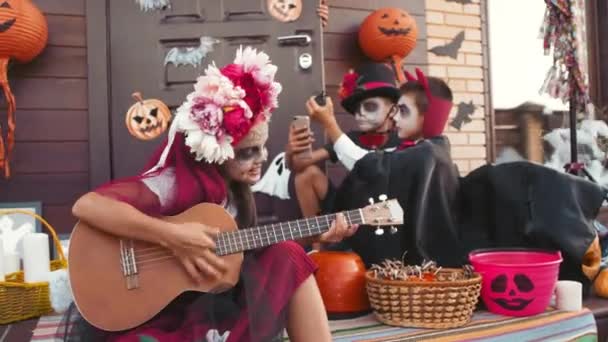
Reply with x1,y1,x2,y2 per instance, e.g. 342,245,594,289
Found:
286,275,331,342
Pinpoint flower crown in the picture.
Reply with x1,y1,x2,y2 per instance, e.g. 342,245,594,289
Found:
149,46,282,169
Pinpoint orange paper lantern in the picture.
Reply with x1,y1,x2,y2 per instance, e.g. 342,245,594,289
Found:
358,7,418,83
0,0,48,178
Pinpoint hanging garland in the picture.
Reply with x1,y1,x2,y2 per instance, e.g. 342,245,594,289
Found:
539,0,592,118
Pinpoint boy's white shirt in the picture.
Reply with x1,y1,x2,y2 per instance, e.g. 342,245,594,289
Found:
333,134,371,171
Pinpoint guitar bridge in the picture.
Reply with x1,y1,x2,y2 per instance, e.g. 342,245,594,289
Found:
120,240,140,290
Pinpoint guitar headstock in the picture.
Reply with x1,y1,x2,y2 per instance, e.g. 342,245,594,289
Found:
360,197,404,227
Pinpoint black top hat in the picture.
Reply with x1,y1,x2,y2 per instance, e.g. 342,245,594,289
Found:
339,63,401,114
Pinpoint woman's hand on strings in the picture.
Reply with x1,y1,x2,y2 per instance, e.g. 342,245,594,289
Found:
318,213,358,243
163,222,228,284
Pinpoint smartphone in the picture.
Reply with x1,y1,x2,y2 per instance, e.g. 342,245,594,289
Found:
292,115,312,159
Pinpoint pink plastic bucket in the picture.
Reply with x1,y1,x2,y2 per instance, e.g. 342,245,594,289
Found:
469,249,562,317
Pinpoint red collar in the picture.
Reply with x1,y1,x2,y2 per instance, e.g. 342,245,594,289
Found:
397,140,417,151
358,132,389,149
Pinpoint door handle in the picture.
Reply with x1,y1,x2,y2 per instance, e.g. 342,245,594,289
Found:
277,34,311,46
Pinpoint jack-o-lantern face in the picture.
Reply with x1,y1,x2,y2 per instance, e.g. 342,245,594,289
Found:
0,2,16,33
490,273,535,311
267,0,302,23
125,92,171,141
358,7,418,62
0,0,47,62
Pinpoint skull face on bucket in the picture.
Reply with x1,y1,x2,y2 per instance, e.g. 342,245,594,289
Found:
490,273,535,311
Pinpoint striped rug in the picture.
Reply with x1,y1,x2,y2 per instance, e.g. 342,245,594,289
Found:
31,308,597,342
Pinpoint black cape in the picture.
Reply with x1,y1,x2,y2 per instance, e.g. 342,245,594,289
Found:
332,137,606,292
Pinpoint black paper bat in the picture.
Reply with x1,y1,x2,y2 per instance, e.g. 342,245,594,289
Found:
429,31,465,59
446,0,473,4
450,101,476,130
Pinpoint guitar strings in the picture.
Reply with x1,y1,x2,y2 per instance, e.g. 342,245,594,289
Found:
124,216,366,268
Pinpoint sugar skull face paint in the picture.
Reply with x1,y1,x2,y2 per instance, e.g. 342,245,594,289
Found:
393,94,423,139
354,97,394,132
224,145,268,185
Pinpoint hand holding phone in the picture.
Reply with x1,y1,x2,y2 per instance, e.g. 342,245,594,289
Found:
290,116,313,159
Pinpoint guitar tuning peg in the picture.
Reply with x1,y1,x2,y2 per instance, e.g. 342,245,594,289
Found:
379,194,388,202
368,197,375,205
390,226,398,234
375,227,385,236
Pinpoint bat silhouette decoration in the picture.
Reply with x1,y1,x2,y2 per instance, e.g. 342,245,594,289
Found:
450,101,476,130
164,37,221,68
446,0,473,4
429,31,465,59
135,0,171,12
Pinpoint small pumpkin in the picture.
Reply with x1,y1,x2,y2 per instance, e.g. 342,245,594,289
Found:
358,7,418,82
0,0,48,178
125,92,172,141
266,0,302,23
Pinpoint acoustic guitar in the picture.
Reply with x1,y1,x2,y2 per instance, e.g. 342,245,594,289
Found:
68,199,403,331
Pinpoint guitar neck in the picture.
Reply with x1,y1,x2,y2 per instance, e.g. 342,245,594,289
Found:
215,209,364,256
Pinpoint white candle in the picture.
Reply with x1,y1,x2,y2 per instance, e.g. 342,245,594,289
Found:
4,252,20,275
0,238,4,282
555,280,582,311
23,233,50,283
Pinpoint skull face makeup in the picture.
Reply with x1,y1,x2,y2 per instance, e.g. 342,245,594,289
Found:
393,94,423,139
354,97,395,132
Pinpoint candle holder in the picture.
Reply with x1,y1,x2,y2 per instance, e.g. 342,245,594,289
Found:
0,210,67,324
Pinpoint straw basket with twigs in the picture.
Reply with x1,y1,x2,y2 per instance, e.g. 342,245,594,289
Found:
366,261,482,329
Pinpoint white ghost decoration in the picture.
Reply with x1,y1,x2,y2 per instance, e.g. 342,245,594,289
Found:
252,152,291,200
206,329,230,342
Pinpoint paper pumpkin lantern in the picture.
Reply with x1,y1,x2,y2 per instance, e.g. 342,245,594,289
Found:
0,0,48,178
358,7,418,82
125,92,171,141
266,0,302,22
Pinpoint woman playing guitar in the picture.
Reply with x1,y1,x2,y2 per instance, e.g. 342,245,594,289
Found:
63,46,356,342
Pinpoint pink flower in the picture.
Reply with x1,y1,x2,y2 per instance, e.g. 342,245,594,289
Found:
190,100,223,136
222,106,251,145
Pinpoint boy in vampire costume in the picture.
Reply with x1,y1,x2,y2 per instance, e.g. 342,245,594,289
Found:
286,63,402,222
306,67,608,297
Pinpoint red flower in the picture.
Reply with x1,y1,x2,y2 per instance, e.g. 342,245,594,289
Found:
222,106,252,145
338,70,359,100
221,63,263,119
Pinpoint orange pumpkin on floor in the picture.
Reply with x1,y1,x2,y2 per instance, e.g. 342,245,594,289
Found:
309,251,370,316
0,0,48,178
126,92,172,141
358,7,418,83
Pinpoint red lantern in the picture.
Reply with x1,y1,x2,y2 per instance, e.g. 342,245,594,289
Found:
0,0,48,178
358,7,418,83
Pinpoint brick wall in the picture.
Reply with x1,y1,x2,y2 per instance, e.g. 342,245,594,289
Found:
425,0,489,174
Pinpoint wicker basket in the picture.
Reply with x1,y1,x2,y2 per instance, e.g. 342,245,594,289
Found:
366,268,482,329
0,209,68,325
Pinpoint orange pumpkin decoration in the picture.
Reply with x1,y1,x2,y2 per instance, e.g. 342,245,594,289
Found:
358,7,418,83
594,268,608,298
126,92,172,141
309,251,370,315
0,0,48,178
